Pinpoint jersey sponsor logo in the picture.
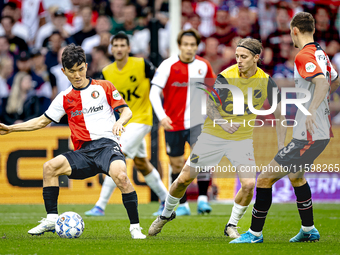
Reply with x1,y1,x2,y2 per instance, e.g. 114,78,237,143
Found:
305,62,316,73
91,90,100,99
172,82,188,87
70,105,104,118
112,90,122,100
190,154,199,163
120,86,141,101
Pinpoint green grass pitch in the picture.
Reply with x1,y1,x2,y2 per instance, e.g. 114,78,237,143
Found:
0,203,339,255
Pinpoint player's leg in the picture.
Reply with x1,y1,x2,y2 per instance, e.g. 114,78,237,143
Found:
28,155,72,235
165,129,191,215
109,159,145,239
148,164,197,236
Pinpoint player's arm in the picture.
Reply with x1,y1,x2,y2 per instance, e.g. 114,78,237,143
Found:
330,75,340,94
112,106,132,136
306,74,330,134
268,76,286,150
0,114,52,135
207,74,240,134
149,85,173,130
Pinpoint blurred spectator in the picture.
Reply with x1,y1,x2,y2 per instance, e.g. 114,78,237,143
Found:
314,5,340,58
263,6,291,73
45,31,67,71
0,56,13,100
183,13,201,32
201,37,226,74
88,45,112,79
72,5,96,45
182,0,194,18
82,15,112,54
220,36,240,71
273,46,299,81
49,47,71,99
0,36,14,60
66,0,98,33
109,0,126,35
0,16,28,55
234,7,261,40
21,0,46,44
210,8,237,46
193,0,217,37
0,2,30,42
2,72,43,125
8,51,52,101
111,4,143,35
35,9,75,49
31,49,49,83
257,0,276,40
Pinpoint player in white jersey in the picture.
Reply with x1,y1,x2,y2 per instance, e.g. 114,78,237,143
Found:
231,12,340,244
0,44,146,239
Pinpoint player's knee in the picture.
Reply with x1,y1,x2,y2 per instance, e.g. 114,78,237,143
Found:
43,161,57,179
289,177,305,187
241,179,255,193
134,158,150,175
115,172,129,188
256,177,274,188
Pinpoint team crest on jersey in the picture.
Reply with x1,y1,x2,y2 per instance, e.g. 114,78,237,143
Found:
91,90,99,99
190,154,199,163
130,75,137,82
254,90,262,99
305,62,316,73
198,69,203,75
112,90,122,100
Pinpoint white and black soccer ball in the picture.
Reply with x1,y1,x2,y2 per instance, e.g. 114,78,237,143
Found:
55,212,85,238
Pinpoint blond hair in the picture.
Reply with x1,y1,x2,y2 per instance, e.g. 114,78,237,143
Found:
6,72,30,114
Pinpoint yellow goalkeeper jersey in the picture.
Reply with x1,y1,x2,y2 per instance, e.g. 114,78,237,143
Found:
203,64,279,140
102,57,155,126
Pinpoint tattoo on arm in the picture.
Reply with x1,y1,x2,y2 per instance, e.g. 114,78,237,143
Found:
207,96,223,121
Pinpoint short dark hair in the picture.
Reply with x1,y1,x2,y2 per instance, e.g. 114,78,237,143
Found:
1,15,15,24
177,28,201,46
93,45,109,57
290,12,315,34
111,32,130,46
61,44,86,69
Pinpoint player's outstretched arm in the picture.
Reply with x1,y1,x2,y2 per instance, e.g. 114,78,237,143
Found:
330,76,340,94
112,106,132,136
0,115,52,135
273,102,286,150
306,75,330,134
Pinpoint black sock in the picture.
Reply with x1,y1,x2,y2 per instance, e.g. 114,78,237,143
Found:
198,180,210,196
250,187,272,232
171,173,187,204
43,186,59,214
294,182,314,227
122,191,139,224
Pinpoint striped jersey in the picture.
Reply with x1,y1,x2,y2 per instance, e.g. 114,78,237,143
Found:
151,55,216,131
293,42,338,141
44,78,128,150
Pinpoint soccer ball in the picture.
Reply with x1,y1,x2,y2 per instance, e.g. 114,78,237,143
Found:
55,212,85,238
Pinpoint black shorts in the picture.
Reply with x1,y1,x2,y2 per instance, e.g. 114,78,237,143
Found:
165,124,202,157
63,138,125,180
274,138,329,172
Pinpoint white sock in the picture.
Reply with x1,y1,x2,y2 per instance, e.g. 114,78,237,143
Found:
249,228,262,237
302,225,314,232
144,168,168,202
228,202,249,226
162,194,180,218
197,195,208,203
47,214,58,221
95,176,117,210
179,201,190,210
130,223,140,231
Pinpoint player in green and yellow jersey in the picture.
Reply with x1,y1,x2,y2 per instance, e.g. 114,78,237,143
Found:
148,38,287,237
85,32,167,217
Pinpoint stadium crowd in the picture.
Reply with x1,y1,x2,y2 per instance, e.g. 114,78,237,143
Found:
1,0,340,125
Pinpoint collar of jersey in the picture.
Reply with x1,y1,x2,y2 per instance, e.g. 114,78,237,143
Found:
178,55,195,64
72,77,92,91
303,42,319,49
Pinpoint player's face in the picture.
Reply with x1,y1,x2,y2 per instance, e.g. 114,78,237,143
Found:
111,39,130,61
62,62,88,89
179,35,198,62
235,47,257,76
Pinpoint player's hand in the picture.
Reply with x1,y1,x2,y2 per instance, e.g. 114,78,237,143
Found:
305,110,318,134
220,123,240,134
112,121,125,136
0,123,11,135
160,116,173,131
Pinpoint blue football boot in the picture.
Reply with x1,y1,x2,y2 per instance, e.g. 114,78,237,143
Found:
85,206,105,216
229,231,263,243
289,227,320,242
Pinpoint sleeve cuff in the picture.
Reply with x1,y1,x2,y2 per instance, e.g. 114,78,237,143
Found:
44,113,59,123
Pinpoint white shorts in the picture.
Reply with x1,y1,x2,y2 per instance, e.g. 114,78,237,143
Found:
119,123,152,159
186,133,256,168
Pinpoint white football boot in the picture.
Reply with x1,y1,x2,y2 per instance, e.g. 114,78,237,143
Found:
148,211,176,236
28,218,56,235
130,226,146,239
224,224,241,238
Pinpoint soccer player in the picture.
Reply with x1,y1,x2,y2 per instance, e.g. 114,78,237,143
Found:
149,28,216,216
0,44,146,239
230,12,340,244
148,37,286,236
85,32,168,217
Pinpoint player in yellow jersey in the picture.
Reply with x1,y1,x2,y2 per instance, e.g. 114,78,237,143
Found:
85,32,167,216
148,38,287,237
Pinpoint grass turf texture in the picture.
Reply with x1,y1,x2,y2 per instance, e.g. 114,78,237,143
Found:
0,203,339,255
